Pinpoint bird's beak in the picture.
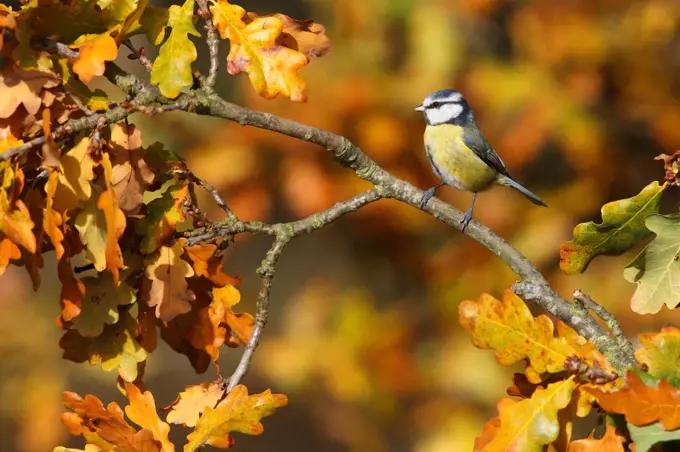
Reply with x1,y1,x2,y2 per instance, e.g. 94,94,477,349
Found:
415,105,425,112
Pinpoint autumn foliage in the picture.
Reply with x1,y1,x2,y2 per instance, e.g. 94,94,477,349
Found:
4,0,680,451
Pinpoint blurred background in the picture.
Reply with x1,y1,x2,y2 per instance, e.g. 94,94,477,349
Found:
3,0,680,450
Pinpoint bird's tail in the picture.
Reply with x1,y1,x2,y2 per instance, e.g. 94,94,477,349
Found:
497,175,547,207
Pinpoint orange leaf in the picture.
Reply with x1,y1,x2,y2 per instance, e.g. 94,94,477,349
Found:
459,290,573,382
124,382,174,452
567,424,625,451
213,284,253,345
58,227,85,324
476,377,576,452
0,198,36,254
584,370,680,429
71,33,119,83
181,240,240,287
210,0,309,101
60,391,157,451
41,108,61,168
110,123,155,215
144,242,196,322
246,12,331,60
0,236,20,276
166,381,225,428
184,385,288,451
98,152,126,285
44,170,65,259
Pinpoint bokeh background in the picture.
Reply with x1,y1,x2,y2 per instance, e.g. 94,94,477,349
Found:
3,0,680,450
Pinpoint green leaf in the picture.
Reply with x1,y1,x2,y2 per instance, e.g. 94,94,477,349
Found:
89,309,147,382
628,422,680,452
625,214,680,314
623,214,680,314
71,272,136,338
635,327,680,384
560,181,666,274
150,0,200,98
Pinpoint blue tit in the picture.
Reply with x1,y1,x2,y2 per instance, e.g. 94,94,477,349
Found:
415,89,547,231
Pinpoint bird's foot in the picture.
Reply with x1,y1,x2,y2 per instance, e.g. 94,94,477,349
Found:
419,187,437,209
460,208,473,232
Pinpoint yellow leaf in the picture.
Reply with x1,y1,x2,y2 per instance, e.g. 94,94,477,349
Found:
44,170,65,259
150,0,200,98
184,385,287,451
87,311,147,382
71,32,119,83
54,137,94,213
75,190,108,272
124,382,174,452
459,290,573,383
145,242,196,322
98,152,126,285
213,284,253,345
210,0,308,101
477,377,576,452
166,381,225,428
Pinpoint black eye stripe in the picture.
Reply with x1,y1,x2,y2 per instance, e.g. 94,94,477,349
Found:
427,100,458,108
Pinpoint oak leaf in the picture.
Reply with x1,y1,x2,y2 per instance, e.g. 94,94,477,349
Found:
99,151,127,285
624,213,680,313
75,190,108,272
210,0,309,101
0,236,21,276
109,123,155,215
166,381,225,428
584,370,680,429
124,382,174,452
213,284,253,346
41,108,61,168
560,181,665,274
181,241,240,287
60,391,157,452
628,421,680,452
58,228,86,323
138,180,189,254
54,137,95,213
44,170,65,259
61,310,147,382
459,290,572,383
145,242,196,322
475,377,576,452
184,385,288,451
636,326,680,383
71,272,136,337
70,32,118,82
245,12,331,60
150,0,200,98
0,197,36,254
0,65,60,118
567,424,625,451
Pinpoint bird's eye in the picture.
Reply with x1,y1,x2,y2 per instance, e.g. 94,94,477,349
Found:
430,102,441,108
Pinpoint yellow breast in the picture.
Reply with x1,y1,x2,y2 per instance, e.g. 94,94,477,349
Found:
424,124,497,192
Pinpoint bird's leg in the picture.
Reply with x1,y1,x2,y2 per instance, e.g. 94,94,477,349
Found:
419,182,445,209
461,192,477,232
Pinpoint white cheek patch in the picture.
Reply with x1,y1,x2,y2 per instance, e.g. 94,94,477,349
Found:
426,103,463,125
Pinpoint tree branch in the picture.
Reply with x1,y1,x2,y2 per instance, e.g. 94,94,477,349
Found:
195,0,220,89
227,236,289,392
190,92,636,372
573,289,635,359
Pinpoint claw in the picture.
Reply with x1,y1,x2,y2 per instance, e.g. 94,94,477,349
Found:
419,187,436,209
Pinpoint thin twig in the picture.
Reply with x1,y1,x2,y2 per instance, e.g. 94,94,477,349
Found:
195,0,220,88
573,289,635,358
227,236,289,392
122,39,153,72
179,169,237,220
31,38,79,59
